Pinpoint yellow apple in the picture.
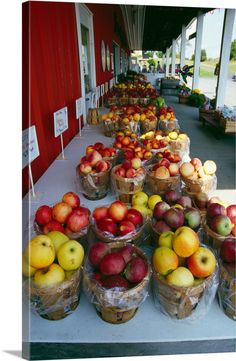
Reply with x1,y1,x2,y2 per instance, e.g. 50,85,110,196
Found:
148,194,162,211
33,263,65,288
47,231,69,254
65,270,76,279
152,246,178,276
158,231,174,248
172,226,200,258
132,204,152,217
22,253,37,277
132,191,149,206
169,131,178,140
166,267,194,287
57,240,84,271
25,235,55,269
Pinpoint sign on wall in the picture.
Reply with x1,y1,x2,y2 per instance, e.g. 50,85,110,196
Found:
76,98,83,119
53,107,68,137
101,84,105,96
96,85,100,99
22,125,40,169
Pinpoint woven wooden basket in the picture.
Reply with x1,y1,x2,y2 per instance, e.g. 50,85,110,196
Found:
119,120,139,133
181,174,216,194
83,241,151,324
218,261,236,321
111,165,146,194
203,222,236,250
103,120,119,137
24,267,82,320
152,266,215,319
107,96,117,106
103,153,118,168
76,162,111,200
119,97,129,106
158,119,179,134
168,137,190,157
146,165,180,195
178,94,190,104
140,119,158,134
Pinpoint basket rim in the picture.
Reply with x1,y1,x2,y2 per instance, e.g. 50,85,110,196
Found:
146,163,180,181
203,221,236,240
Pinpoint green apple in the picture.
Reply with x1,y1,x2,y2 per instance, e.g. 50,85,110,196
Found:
132,191,149,207
148,195,162,211
158,231,174,248
47,231,69,254
57,240,84,271
166,267,194,287
33,263,65,287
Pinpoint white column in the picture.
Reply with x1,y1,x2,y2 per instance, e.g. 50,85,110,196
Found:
216,9,236,108
192,12,204,90
162,53,165,69
171,39,176,77
180,25,186,68
165,48,170,77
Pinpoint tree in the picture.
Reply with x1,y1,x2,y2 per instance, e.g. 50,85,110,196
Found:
201,49,207,62
230,39,236,60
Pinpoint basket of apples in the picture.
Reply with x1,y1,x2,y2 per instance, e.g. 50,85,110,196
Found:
86,142,118,167
76,150,112,200
218,238,236,320
151,226,218,319
111,158,146,203
83,241,151,324
165,131,190,157
139,109,158,134
123,145,154,167
180,159,217,195
101,112,120,137
146,158,181,195
34,192,90,240
113,131,139,151
91,200,146,244
151,193,202,242
203,203,236,250
22,232,84,320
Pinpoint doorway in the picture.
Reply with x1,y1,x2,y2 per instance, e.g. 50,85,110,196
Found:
75,4,96,122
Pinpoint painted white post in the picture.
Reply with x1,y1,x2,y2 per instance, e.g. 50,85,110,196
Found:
162,53,165,70
165,48,170,77
171,39,176,77
192,12,204,90
216,9,236,108
180,25,186,68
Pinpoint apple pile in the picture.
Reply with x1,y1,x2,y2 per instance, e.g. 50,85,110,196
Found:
79,149,110,174
88,242,148,289
205,202,236,237
114,158,145,179
141,137,168,151
22,232,84,288
140,130,164,141
149,158,180,179
113,133,139,150
34,192,90,235
101,111,120,123
152,226,217,287
156,149,181,164
123,146,153,162
152,195,201,234
131,191,162,217
165,131,189,143
85,142,117,159
179,158,217,182
158,106,176,121
92,200,144,238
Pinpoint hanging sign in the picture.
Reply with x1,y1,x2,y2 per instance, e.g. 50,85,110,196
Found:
101,84,105,96
53,107,68,138
22,125,39,169
76,98,83,119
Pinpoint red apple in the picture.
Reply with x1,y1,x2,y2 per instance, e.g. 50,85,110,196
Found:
194,192,209,209
97,218,118,236
94,142,104,151
115,166,126,177
62,192,80,209
176,196,192,209
123,149,134,160
226,205,236,222
93,207,109,222
164,190,181,205
187,247,216,278
157,158,170,169
220,238,236,263
102,275,129,290
163,208,185,230
119,220,136,237
122,160,132,171
79,161,92,174
209,215,232,236
153,201,170,220
190,158,202,171
124,257,148,283
126,168,136,178
95,160,109,173
99,253,126,275
42,220,65,234
86,150,102,166
66,210,89,232
108,201,128,222
125,209,143,227
74,206,89,218
119,244,135,263
153,220,172,233
207,203,226,218
88,242,110,267
52,202,72,224
35,205,52,226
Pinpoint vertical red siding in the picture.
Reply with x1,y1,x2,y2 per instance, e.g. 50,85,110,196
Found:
22,1,81,196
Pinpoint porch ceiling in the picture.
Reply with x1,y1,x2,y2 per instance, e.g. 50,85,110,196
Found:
142,6,212,51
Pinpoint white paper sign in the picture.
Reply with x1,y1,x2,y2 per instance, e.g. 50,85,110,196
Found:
105,82,108,93
22,125,40,169
96,86,100,98
109,79,113,89
76,98,83,119
53,107,68,137
101,84,104,96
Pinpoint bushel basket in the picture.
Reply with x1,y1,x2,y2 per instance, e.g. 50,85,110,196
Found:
140,119,158,134
181,174,217,194
203,222,236,250
111,165,146,195
218,260,236,321
146,165,180,195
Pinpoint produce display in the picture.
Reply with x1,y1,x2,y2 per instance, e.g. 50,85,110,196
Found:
34,192,90,237
158,106,176,121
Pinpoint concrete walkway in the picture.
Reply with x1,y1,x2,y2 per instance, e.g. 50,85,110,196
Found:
164,95,236,190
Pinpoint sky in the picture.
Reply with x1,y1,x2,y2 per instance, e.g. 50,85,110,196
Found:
185,8,236,59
